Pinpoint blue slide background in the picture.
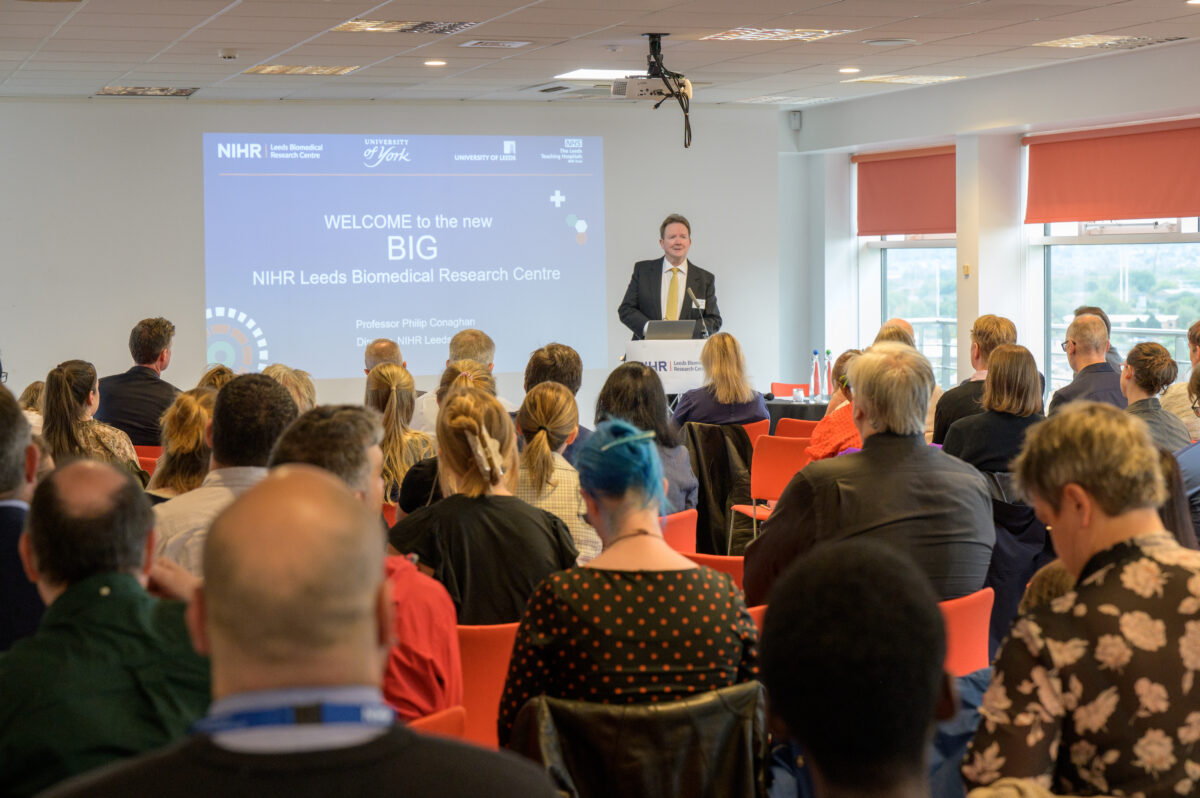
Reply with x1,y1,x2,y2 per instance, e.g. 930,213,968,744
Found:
202,133,606,378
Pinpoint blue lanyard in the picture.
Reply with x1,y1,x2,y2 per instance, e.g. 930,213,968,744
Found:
193,702,395,734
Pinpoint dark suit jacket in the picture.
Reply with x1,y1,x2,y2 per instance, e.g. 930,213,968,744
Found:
95,366,179,447
743,432,995,606
618,259,722,340
1,503,43,651
1047,362,1126,415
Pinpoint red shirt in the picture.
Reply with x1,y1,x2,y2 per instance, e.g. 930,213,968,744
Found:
805,401,862,461
384,555,463,721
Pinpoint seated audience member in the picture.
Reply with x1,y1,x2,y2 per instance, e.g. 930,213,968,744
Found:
40,468,556,798
875,319,942,442
515,381,602,564
524,342,591,464
365,337,404,374
497,419,758,746
0,461,209,797
761,539,949,798
32,435,54,482
365,363,435,503
1121,341,1191,451
95,317,180,446
1160,319,1200,442
262,363,316,414
932,315,1017,444
1,386,44,650
268,406,461,721
805,349,862,460
595,362,698,511
156,375,297,574
672,332,768,426
194,364,235,392
146,388,216,504
962,402,1200,795
43,360,141,478
943,344,1044,472
390,387,577,624
411,329,518,436
18,381,43,435
1075,304,1124,373
743,342,994,606
1178,369,1200,541
1048,314,1126,414
397,360,496,515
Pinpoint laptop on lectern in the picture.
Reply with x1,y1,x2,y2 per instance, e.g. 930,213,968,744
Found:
645,320,700,340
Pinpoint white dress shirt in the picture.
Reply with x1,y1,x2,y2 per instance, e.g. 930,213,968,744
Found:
155,466,268,575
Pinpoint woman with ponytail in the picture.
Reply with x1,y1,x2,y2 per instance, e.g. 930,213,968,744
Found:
365,363,435,502
42,359,141,478
388,386,578,624
496,418,759,745
516,382,602,564
146,388,216,502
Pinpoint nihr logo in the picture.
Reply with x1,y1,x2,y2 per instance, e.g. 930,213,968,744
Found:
217,142,263,158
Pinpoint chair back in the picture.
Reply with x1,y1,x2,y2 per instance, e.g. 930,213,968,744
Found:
134,445,162,476
408,705,468,741
746,604,767,631
683,552,745,591
774,417,819,438
939,587,994,677
749,436,811,503
770,382,808,398
660,509,698,554
741,419,770,447
381,503,397,527
509,681,768,798
457,622,520,748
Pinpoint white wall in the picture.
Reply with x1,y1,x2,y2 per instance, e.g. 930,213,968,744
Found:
0,99,780,415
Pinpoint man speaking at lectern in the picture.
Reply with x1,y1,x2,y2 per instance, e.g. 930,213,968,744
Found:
618,214,722,340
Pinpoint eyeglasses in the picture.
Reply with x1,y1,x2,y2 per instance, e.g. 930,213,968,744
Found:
1192,399,1200,419
1059,340,1074,352
0,370,6,384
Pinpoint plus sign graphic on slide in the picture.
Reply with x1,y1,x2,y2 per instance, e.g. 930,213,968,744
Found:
549,190,566,207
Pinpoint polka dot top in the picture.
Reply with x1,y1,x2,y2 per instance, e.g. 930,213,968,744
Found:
497,566,759,746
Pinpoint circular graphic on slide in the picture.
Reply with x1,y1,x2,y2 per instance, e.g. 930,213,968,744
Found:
205,306,269,373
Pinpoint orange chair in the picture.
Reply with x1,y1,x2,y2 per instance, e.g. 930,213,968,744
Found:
457,622,520,749
742,418,770,448
771,382,809,398
381,503,397,527
939,587,994,677
729,436,811,547
746,604,767,631
683,552,745,591
133,445,162,476
408,705,468,741
660,508,698,554
775,417,820,438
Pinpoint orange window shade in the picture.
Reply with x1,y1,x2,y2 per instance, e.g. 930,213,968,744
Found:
1025,121,1200,224
855,147,956,236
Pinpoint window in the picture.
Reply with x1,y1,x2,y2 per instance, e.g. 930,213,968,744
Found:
1041,217,1200,392
881,245,958,389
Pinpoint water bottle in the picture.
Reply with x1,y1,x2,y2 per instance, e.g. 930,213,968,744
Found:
824,349,834,399
809,350,821,401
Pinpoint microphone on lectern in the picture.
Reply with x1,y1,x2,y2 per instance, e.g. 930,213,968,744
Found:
686,287,709,339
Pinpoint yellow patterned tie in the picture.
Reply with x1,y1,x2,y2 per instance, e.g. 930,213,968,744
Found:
665,267,681,321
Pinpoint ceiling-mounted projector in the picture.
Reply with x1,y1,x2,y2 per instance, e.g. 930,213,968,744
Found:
611,76,693,101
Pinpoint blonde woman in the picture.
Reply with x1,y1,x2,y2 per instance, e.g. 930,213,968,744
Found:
672,332,767,426
146,388,216,502
262,363,315,413
388,387,577,624
515,382,602,564
42,359,141,479
365,363,435,503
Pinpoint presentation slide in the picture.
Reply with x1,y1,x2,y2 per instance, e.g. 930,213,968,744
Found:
202,133,606,378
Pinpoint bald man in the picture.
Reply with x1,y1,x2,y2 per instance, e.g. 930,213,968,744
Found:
0,461,209,797
1048,313,1126,414
364,337,403,374
43,468,555,798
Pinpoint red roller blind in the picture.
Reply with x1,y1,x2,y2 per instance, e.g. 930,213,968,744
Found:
854,146,956,236
1024,119,1200,224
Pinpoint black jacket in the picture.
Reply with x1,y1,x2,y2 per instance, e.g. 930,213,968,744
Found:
617,259,721,340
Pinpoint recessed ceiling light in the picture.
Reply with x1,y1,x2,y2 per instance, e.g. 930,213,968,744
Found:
702,27,855,42
459,40,530,49
862,38,917,46
1189,1,1200,5
333,20,479,35
843,74,964,85
554,68,646,81
425,60,447,66
838,67,861,74
244,65,361,76
1033,33,1185,48
96,86,197,96
737,95,834,105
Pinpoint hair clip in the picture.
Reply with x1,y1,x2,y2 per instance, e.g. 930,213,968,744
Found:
600,430,656,451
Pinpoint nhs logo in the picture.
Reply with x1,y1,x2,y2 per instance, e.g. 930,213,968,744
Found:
217,142,263,159
564,138,583,148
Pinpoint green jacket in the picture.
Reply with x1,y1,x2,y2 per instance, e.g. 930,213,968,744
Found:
0,572,210,797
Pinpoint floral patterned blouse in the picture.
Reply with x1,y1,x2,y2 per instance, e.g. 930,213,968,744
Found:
962,532,1200,797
